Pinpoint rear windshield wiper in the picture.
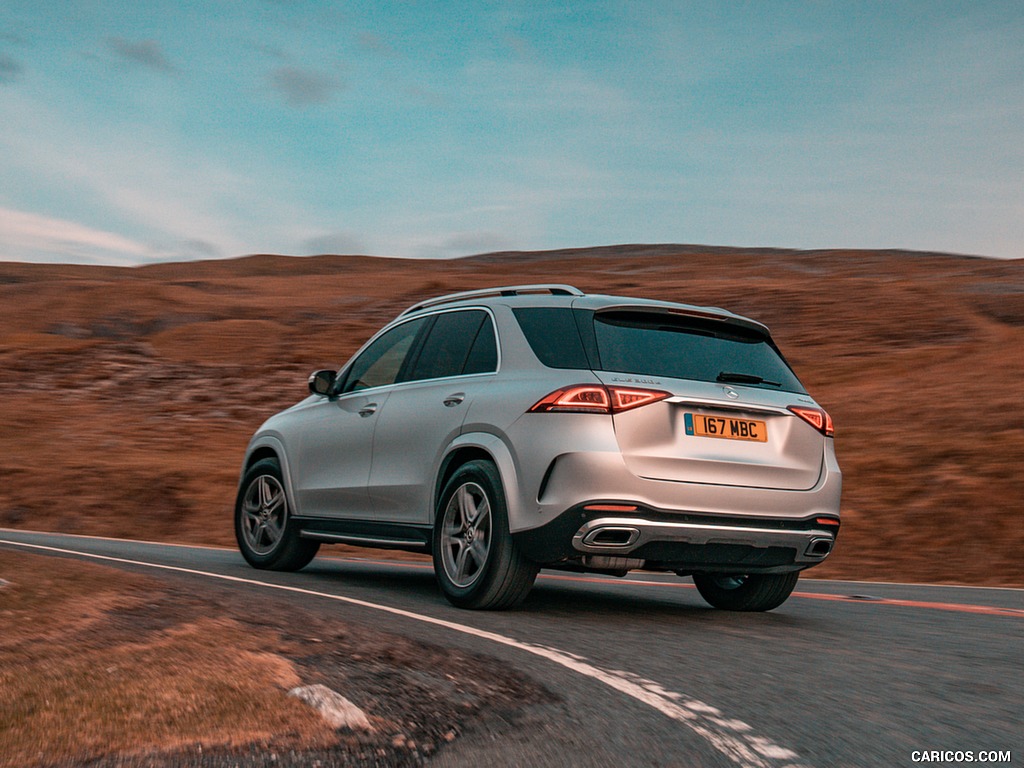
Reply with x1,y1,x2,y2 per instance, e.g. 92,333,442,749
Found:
716,372,781,387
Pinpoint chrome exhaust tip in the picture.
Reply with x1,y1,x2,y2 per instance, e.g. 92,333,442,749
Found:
804,537,833,558
581,526,641,548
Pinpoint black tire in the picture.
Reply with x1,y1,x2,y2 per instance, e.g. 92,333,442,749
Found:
235,457,319,571
432,460,539,609
692,571,800,612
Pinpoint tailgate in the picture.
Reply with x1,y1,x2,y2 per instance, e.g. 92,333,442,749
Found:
602,376,825,491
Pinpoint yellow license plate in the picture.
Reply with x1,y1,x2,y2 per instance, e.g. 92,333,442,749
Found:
684,413,767,442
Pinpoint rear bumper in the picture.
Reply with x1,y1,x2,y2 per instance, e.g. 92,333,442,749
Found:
512,442,841,527
513,504,839,574
502,410,841,574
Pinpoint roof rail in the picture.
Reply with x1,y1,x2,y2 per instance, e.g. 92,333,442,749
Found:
400,284,584,316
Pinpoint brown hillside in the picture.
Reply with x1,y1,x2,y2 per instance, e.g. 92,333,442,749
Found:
1,246,1021,586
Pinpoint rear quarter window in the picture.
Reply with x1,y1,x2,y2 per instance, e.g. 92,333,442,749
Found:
512,307,590,369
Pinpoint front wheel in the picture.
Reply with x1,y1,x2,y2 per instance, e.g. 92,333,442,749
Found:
692,571,800,612
235,457,319,571
433,460,538,610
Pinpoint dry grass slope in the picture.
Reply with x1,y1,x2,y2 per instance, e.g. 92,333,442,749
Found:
1,246,1021,585
0,551,552,766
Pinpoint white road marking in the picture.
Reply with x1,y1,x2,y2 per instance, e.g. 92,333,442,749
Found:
1,536,808,768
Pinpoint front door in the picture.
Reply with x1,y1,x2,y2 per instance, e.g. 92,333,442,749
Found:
289,315,428,519
287,391,386,518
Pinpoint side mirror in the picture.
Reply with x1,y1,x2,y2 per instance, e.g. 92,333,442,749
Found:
308,369,337,396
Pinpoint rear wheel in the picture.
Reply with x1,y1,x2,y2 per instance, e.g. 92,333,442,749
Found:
692,571,799,612
433,460,538,609
235,457,319,571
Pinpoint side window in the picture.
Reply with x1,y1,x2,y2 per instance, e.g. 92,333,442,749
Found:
463,314,498,374
340,317,426,394
405,310,495,382
512,307,590,369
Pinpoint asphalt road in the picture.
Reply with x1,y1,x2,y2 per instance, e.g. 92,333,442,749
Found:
2,528,1021,768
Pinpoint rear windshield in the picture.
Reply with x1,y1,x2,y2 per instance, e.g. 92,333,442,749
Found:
513,306,806,394
594,310,806,393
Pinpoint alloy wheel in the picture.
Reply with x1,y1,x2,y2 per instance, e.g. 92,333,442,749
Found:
241,474,287,555
439,481,492,588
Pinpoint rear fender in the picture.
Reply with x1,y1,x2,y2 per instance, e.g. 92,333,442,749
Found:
441,432,524,530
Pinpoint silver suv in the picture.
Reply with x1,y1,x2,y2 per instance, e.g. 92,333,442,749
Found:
235,285,841,611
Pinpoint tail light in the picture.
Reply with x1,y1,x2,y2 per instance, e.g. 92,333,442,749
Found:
529,385,671,414
788,405,835,437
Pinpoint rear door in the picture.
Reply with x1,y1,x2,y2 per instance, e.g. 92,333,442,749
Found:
368,309,499,522
588,308,826,491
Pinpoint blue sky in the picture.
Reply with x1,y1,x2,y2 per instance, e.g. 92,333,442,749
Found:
1,1,1021,265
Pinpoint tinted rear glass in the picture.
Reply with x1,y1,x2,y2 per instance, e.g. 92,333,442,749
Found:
463,315,498,374
512,307,590,369
405,310,494,381
593,310,806,393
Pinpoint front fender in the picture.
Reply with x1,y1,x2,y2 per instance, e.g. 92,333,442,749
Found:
240,432,304,516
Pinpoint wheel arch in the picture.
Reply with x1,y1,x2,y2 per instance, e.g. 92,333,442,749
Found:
239,435,302,515
244,445,280,472
435,432,522,527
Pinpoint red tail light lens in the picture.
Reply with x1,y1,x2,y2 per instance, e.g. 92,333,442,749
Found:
788,406,835,437
609,387,672,411
530,385,671,414
531,385,610,413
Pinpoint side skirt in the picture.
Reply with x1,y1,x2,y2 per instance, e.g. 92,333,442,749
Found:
295,517,433,555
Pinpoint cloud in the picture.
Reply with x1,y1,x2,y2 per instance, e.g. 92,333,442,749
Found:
0,87,333,263
0,207,155,265
268,66,343,106
0,53,23,84
462,58,633,116
107,37,175,73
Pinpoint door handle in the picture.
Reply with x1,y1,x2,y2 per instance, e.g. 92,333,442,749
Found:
358,403,378,417
443,393,466,407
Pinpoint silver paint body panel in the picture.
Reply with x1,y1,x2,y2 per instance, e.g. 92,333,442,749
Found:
241,290,842,570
